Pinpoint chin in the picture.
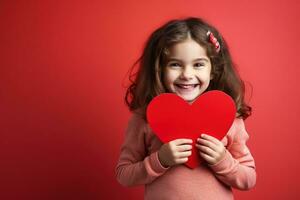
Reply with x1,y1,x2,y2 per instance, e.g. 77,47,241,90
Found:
180,94,200,103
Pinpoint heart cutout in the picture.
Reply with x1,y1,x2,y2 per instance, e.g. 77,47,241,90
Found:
146,90,236,169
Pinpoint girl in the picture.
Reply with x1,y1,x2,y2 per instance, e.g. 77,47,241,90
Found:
116,17,256,200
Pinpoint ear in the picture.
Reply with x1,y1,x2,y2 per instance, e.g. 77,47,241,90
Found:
210,73,214,80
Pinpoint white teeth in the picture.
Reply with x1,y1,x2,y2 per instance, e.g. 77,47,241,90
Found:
176,84,198,89
181,85,193,89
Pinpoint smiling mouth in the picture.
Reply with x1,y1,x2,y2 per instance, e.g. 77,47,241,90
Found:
175,84,199,89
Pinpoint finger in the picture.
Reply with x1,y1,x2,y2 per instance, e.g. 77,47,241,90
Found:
197,138,219,152
199,152,214,164
176,144,193,152
195,144,217,157
173,138,193,145
200,134,221,145
176,151,192,158
176,157,189,164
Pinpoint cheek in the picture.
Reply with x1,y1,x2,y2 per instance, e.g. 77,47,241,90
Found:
199,69,212,80
163,70,177,85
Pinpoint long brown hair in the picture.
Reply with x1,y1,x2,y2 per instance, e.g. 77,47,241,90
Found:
125,17,251,119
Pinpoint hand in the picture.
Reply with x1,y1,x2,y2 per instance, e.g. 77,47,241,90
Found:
158,139,193,168
195,134,226,165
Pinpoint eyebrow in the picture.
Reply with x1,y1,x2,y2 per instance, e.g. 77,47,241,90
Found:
167,57,209,63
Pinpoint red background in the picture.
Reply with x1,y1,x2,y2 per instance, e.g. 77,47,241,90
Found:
1,0,299,199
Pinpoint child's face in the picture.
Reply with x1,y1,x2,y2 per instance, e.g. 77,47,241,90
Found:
163,39,212,103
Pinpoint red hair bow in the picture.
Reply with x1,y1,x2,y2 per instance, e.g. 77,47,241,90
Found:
207,31,220,53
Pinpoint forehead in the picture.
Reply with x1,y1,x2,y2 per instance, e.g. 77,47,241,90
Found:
166,39,208,60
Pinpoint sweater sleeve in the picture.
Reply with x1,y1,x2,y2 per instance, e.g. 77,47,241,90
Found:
208,118,257,190
115,113,169,187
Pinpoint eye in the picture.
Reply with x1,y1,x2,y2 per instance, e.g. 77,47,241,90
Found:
194,63,205,68
169,63,181,67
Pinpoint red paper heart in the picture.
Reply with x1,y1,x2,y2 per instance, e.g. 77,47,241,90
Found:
146,90,236,169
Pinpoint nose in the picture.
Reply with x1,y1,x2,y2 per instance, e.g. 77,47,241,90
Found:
180,66,194,80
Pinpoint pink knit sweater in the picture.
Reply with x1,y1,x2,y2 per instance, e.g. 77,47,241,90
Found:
116,112,256,200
